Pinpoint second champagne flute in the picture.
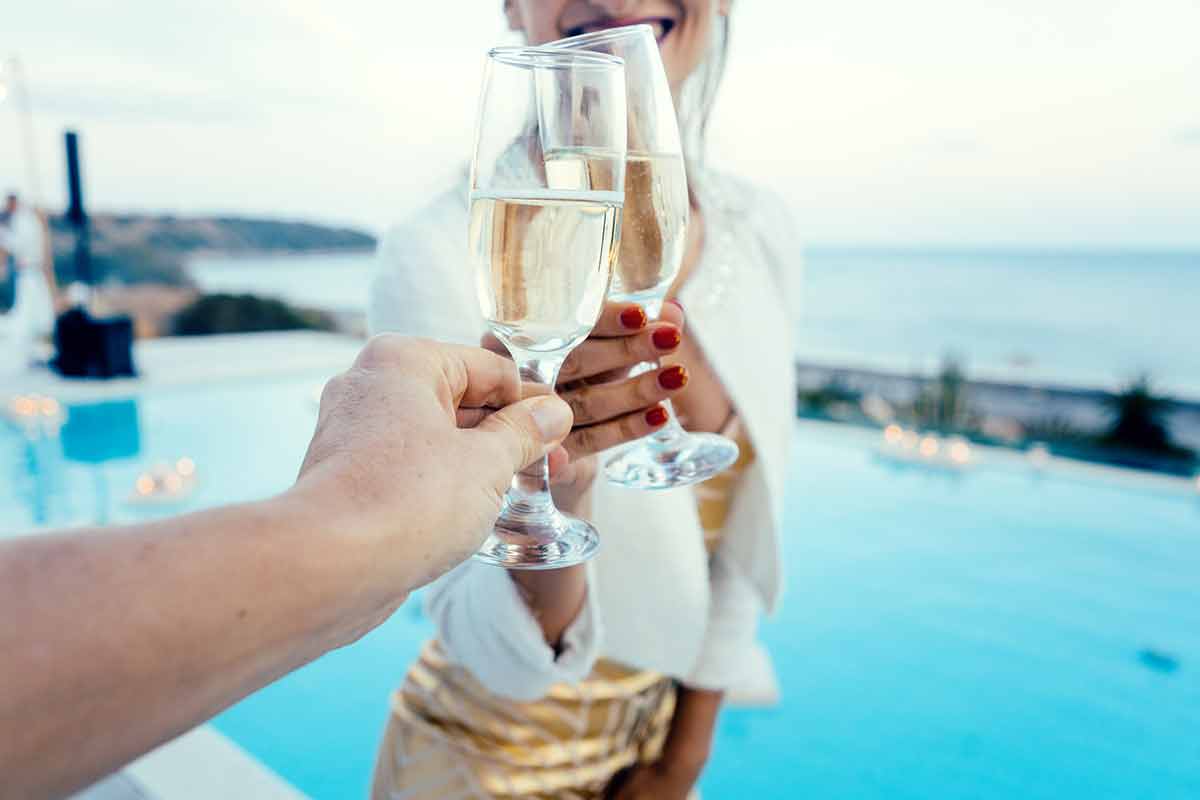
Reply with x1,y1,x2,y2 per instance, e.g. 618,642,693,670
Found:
549,24,740,490
469,46,627,569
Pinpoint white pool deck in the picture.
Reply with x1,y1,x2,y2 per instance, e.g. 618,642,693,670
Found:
73,727,308,800
5,330,364,400
7,332,366,800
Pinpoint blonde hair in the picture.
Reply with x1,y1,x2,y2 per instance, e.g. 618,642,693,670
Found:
675,4,732,173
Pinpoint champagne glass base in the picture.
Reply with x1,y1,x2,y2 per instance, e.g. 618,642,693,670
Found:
604,432,740,490
473,512,600,570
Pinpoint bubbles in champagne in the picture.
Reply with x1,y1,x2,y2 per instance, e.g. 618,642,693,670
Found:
613,153,688,301
545,149,688,304
470,190,621,353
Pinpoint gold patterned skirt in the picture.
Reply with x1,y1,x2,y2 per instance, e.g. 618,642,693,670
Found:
372,429,753,798
371,641,677,799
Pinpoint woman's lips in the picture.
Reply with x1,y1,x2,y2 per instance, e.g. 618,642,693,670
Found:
564,16,677,43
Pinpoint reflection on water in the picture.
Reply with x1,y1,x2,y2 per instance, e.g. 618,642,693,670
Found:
3,398,143,530
4,374,326,537
61,399,143,525
15,435,64,526
61,399,142,464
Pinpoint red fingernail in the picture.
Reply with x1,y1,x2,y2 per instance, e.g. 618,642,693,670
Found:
620,307,647,329
652,327,681,350
658,365,688,390
645,406,669,427
667,298,684,315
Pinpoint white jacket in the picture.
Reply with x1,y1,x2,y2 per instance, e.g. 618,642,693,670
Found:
369,170,799,701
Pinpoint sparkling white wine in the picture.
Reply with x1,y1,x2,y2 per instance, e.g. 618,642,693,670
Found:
546,149,688,303
611,153,688,301
470,189,622,353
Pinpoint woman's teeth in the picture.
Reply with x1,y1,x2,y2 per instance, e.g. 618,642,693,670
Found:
566,17,676,43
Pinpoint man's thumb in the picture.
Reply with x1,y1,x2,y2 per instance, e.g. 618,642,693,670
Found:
474,395,573,473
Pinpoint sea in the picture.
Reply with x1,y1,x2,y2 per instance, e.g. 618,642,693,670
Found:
188,247,1200,400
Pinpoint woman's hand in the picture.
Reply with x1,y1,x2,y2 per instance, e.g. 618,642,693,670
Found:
483,300,687,510
605,759,701,800
606,684,721,800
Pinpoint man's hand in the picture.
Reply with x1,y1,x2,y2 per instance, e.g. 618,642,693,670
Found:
294,335,574,592
0,336,573,799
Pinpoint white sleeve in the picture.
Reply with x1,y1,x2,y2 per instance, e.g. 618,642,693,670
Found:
685,548,779,704
424,559,603,701
750,188,804,325
367,203,484,346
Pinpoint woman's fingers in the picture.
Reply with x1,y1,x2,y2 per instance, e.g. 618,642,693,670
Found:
563,403,670,460
480,333,508,357
560,364,687,428
657,297,685,330
587,298,683,337
590,301,650,337
559,323,681,382
548,451,595,489
484,319,684,386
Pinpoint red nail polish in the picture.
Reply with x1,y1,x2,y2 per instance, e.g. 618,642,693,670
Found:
666,298,684,315
658,365,688,390
620,307,647,329
652,327,681,350
645,406,669,427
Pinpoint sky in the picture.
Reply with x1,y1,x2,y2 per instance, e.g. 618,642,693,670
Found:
1,0,1197,248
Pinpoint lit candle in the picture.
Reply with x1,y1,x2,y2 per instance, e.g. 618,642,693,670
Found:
919,436,940,458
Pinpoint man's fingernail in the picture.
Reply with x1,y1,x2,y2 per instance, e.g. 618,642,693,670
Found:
652,327,681,350
620,307,647,329
530,396,573,440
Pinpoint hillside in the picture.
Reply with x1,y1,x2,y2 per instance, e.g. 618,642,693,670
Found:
47,214,377,286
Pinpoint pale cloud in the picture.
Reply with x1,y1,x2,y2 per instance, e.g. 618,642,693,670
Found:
1,0,1197,247
922,136,984,155
1173,128,1200,147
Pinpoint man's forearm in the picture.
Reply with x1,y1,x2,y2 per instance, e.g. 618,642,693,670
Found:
0,490,390,799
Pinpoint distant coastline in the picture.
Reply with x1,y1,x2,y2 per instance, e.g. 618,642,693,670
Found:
47,213,377,287
183,247,375,260
27,214,377,338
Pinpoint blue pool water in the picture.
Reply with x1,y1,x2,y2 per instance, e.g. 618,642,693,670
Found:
4,375,1200,798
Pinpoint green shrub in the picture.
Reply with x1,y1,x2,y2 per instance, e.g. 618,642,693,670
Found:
172,293,336,336
1101,375,1191,456
912,357,973,432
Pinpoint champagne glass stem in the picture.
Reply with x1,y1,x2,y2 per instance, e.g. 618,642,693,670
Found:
503,354,564,521
603,290,739,489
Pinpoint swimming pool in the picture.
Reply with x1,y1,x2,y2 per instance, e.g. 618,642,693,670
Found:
4,375,1199,798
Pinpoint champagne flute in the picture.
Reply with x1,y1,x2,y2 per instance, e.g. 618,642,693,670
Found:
549,25,739,490
469,46,627,569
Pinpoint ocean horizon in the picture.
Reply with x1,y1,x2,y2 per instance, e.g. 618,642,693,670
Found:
188,245,1200,400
